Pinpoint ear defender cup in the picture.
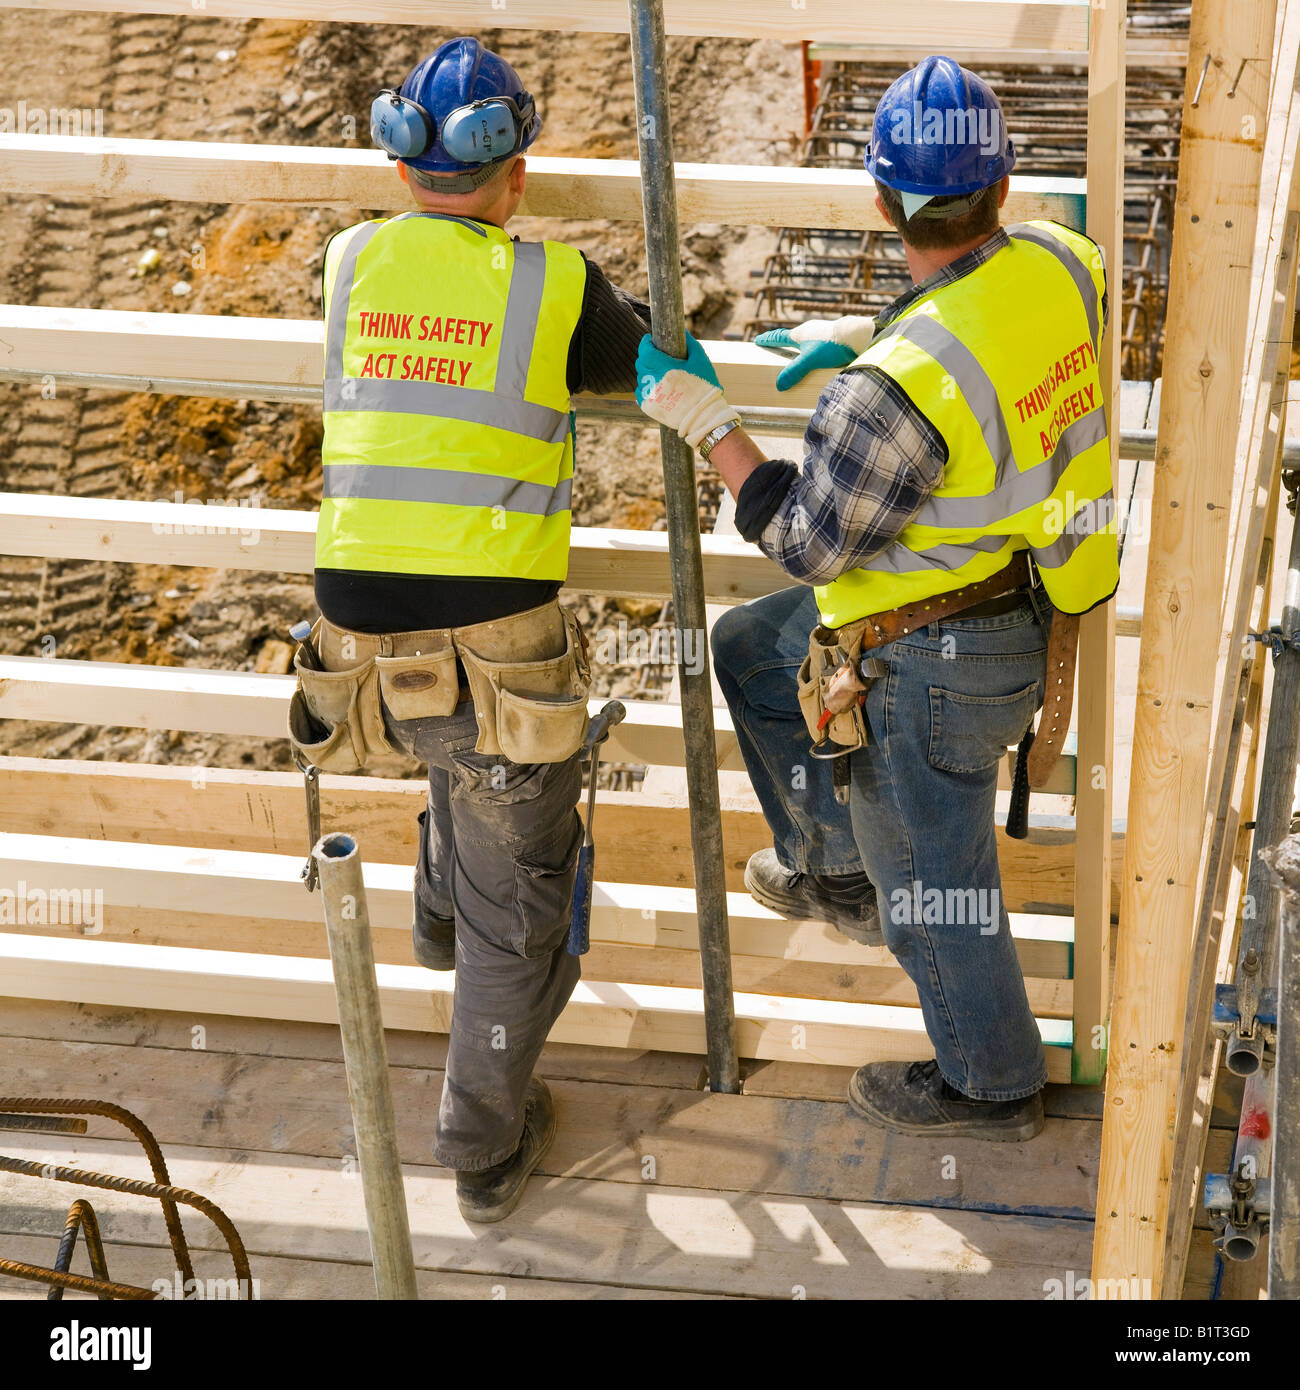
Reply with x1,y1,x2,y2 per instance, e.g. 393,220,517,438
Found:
370,90,435,160
439,97,526,165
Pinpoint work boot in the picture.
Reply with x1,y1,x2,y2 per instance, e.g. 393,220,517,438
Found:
412,905,455,971
847,1059,1044,1142
455,1078,556,1224
744,848,883,946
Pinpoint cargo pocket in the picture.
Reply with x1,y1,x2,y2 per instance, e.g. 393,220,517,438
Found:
375,647,461,722
459,611,591,763
286,639,391,772
927,682,1040,775
511,812,583,959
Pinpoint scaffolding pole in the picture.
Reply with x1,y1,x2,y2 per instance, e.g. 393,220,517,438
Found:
627,0,739,1092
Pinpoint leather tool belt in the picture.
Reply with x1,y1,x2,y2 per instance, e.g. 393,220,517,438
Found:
287,599,592,773
798,553,1081,834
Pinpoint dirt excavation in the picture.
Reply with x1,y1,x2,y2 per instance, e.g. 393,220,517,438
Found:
0,15,803,772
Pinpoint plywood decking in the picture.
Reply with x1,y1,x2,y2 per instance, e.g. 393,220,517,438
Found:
0,999,1226,1301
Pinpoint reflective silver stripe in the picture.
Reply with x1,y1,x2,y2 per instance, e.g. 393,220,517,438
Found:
882,315,1016,489
1008,223,1100,349
324,463,573,517
497,241,547,399
324,221,382,384
1033,490,1117,569
323,378,569,442
861,532,1008,575
908,406,1108,530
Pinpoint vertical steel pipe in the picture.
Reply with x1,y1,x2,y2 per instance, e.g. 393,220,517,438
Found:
313,832,420,1299
627,0,739,1092
1264,832,1300,1298
1231,508,1300,1058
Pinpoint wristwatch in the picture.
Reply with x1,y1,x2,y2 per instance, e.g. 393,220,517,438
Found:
698,417,741,461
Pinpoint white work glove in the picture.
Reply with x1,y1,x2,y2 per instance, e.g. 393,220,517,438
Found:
635,332,740,448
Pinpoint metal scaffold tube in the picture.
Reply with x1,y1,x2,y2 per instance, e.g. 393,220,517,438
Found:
313,831,420,1298
1264,832,1300,1298
627,0,739,1093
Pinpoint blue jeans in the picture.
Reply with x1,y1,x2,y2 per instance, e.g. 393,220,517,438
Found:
712,586,1050,1100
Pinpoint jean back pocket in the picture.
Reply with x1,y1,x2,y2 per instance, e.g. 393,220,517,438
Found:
927,682,1040,775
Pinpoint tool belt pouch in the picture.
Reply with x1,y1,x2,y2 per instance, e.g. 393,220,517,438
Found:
373,647,461,721
797,622,870,751
286,619,391,773
458,607,591,763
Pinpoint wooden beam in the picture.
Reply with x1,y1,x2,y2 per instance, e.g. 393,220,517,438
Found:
0,757,1091,923
1071,0,1124,1088
0,492,786,605
0,932,1074,1077
808,36,1186,68
0,136,1087,233
0,829,1076,995
1093,0,1293,1298
0,305,827,412
0,1,1091,51
0,656,1078,796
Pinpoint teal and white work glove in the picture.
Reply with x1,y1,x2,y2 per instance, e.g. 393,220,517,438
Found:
754,315,877,391
635,332,739,448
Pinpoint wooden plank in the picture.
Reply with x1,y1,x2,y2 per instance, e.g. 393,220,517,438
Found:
0,658,1078,795
0,1130,1095,1300
1093,0,1295,1298
0,492,785,604
0,995,709,1089
0,136,1087,233
0,756,1104,920
3,1034,1097,1215
0,932,1074,1078
0,305,817,411
0,831,1075,1008
807,37,1187,68
5,901,1073,1019
0,1,1092,51
0,1233,725,1300
1071,0,1125,1087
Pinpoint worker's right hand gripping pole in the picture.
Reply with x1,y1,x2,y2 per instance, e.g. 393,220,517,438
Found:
628,0,739,1093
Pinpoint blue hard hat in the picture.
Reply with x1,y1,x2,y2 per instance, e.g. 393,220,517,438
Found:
866,56,1015,206
371,37,541,179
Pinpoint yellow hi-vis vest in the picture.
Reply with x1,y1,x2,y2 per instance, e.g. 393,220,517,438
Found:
316,211,586,581
815,220,1119,628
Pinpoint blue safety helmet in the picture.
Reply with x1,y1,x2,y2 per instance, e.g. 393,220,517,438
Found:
370,37,542,192
866,56,1015,220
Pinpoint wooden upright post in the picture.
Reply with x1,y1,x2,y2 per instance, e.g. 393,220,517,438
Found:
1092,0,1283,1296
1072,0,1125,1087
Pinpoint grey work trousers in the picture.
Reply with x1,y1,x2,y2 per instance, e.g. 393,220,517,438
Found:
384,698,583,1171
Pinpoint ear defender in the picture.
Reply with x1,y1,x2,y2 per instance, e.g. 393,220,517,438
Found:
369,90,435,160
440,97,528,165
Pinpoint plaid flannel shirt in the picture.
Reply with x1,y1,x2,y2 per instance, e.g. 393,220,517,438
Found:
736,225,1108,586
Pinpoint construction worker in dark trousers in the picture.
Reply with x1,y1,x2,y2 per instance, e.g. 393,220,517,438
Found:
288,38,651,1220
637,57,1119,1142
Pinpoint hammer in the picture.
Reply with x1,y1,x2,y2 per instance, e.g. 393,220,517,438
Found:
566,699,627,956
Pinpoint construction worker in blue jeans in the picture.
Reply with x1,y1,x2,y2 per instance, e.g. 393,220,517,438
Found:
636,57,1119,1142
